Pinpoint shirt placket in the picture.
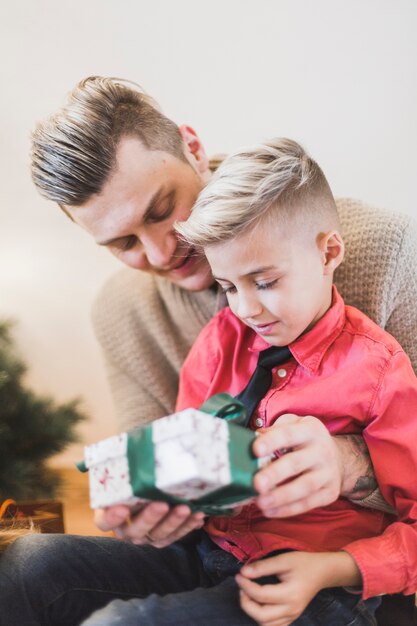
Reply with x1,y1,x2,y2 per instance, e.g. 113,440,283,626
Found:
251,360,297,429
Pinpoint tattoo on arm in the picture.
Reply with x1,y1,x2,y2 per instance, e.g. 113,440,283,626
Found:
336,435,395,513
337,435,377,499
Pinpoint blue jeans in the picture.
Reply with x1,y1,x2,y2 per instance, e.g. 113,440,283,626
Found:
0,531,379,626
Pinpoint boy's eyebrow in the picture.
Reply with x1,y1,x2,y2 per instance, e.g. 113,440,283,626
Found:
213,265,277,281
96,187,164,246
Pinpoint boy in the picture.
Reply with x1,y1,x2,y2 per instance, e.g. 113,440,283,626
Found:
173,138,417,624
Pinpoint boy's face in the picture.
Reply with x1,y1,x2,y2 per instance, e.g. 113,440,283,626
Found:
205,220,339,346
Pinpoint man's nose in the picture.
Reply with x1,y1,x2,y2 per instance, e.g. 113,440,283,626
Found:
140,230,178,269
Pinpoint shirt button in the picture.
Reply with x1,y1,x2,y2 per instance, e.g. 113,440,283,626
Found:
254,417,264,428
277,368,287,378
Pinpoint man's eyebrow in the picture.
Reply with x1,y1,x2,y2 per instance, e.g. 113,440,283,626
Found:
96,187,164,247
213,266,277,281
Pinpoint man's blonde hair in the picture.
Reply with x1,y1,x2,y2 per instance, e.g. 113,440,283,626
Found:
31,76,186,206
176,137,339,247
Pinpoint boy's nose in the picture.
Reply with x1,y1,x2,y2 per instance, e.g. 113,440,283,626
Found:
236,293,263,320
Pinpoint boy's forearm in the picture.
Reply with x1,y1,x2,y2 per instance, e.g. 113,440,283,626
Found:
318,551,362,589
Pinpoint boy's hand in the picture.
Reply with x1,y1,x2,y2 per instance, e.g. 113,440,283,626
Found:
94,502,205,548
236,551,361,626
253,414,344,518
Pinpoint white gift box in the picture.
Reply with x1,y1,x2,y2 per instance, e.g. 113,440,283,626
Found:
81,408,238,509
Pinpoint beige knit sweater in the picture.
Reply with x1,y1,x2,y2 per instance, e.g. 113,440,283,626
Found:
92,197,417,432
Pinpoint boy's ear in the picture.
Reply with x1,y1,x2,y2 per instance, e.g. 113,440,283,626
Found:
178,125,210,175
319,230,345,275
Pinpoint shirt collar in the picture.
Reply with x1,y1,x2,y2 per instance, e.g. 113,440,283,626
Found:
250,286,345,374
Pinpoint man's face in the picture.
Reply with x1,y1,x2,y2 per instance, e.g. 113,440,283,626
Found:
205,220,336,346
66,136,214,291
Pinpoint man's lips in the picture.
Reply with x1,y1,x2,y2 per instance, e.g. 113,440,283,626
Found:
167,248,196,272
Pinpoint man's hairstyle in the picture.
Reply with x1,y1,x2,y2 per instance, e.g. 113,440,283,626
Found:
176,137,339,248
31,76,186,206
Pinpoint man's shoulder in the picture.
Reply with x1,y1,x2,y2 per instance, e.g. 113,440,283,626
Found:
335,197,417,328
93,268,158,318
92,268,219,347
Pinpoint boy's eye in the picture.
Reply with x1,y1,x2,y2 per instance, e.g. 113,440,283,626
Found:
256,279,279,290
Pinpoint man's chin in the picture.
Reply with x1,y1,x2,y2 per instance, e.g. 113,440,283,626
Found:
165,257,214,292
162,264,212,291
173,272,215,292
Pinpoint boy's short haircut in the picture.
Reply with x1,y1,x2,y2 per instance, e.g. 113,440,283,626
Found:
176,137,340,248
31,76,186,206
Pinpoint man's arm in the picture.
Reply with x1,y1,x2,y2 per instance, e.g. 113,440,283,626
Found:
334,434,394,513
253,414,394,518
335,434,377,499
91,270,217,545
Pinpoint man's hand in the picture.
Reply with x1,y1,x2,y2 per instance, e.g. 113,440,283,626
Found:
95,502,206,548
253,413,345,518
236,551,361,626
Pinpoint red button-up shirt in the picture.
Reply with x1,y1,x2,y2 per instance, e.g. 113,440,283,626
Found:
176,287,417,599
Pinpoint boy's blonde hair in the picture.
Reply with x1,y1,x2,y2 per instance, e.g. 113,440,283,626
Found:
176,138,340,248
31,76,187,206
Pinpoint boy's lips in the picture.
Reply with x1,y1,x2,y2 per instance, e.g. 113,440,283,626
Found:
252,321,278,335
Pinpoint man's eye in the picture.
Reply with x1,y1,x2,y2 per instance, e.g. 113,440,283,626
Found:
118,236,137,251
147,200,175,224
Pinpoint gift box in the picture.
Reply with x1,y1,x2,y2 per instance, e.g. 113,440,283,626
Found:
77,395,270,515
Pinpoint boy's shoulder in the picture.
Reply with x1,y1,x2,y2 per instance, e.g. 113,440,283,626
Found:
203,306,254,347
212,306,249,332
343,303,405,359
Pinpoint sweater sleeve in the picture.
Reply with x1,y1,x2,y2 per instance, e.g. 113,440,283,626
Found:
91,269,212,431
343,350,417,598
176,314,223,412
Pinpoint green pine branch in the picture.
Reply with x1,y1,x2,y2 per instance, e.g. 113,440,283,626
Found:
0,320,87,500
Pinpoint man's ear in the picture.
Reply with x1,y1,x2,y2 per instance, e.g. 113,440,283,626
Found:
319,230,345,275
178,125,210,175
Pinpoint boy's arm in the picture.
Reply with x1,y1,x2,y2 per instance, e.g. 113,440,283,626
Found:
341,351,417,599
236,550,361,626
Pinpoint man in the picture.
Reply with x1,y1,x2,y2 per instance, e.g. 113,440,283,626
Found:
30,76,416,546
0,75,410,626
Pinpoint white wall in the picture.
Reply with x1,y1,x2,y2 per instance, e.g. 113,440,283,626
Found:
1,0,416,465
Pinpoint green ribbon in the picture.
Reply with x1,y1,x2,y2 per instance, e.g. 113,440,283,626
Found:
199,393,247,425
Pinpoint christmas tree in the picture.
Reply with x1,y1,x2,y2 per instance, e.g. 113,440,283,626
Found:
0,320,87,500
